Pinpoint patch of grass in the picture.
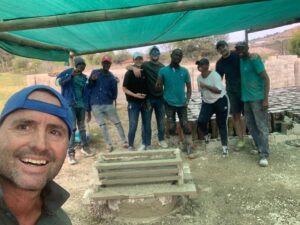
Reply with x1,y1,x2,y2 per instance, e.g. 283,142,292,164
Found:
0,73,26,111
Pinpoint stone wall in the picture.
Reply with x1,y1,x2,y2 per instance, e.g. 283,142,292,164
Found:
265,55,299,89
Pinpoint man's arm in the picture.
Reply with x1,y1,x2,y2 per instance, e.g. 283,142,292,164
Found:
126,64,143,78
259,70,270,109
185,82,192,106
155,76,163,91
57,69,73,86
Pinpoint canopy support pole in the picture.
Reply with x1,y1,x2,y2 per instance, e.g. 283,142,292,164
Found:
0,0,268,32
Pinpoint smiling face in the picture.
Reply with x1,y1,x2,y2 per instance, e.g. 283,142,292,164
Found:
0,91,69,191
217,44,230,58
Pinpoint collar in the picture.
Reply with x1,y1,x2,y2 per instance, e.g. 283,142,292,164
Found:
0,181,70,216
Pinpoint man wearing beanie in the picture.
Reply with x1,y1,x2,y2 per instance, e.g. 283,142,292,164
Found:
0,85,72,225
57,56,94,165
128,46,168,150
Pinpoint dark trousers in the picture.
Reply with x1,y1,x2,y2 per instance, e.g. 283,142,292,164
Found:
165,102,191,135
197,95,229,146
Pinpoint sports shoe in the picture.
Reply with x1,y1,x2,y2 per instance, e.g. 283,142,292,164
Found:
122,142,129,148
222,146,229,157
259,158,268,167
158,140,168,148
68,154,78,165
138,144,146,151
128,146,135,151
204,134,211,144
236,139,245,150
80,147,95,157
250,149,259,155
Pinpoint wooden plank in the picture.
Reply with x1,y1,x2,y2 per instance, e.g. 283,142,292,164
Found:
90,182,197,201
100,148,179,158
99,175,180,186
99,167,178,178
96,158,181,170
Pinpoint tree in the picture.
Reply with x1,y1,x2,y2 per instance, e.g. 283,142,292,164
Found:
171,35,228,61
288,28,300,56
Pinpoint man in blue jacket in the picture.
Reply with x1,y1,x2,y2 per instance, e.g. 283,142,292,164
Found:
57,57,94,165
88,55,128,152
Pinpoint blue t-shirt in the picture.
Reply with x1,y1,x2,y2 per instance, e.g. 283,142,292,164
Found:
240,54,265,102
159,66,191,107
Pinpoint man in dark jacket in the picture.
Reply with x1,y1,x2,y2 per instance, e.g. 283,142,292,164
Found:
88,55,128,152
57,57,94,165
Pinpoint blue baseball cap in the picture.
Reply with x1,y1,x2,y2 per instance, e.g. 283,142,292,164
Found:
0,85,73,138
133,52,143,60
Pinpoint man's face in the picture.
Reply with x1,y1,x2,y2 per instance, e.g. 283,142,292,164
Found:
102,61,111,71
235,47,248,58
171,49,183,64
150,54,160,62
75,62,86,73
217,45,230,58
197,64,209,73
0,91,69,191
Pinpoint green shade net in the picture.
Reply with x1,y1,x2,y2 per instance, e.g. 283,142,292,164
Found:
0,0,300,62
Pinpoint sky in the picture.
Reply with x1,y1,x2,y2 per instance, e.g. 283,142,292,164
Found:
129,23,300,54
228,23,300,42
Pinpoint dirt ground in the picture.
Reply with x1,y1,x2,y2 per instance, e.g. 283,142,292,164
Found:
55,107,300,225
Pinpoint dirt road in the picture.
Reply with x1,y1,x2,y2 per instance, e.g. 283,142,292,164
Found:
55,119,300,225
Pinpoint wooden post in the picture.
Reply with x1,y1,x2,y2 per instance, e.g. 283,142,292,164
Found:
0,0,268,32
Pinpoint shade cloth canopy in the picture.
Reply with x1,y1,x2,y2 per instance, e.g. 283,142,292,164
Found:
0,0,299,62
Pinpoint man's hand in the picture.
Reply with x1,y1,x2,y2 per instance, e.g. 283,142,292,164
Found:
135,93,147,99
262,99,269,110
86,111,92,123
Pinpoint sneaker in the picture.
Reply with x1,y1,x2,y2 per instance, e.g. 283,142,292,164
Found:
204,134,211,144
80,148,95,157
128,146,135,151
236,139,245,150
122,142,129,148
259,158,268,167
158,140,168,148
68,154,78,165
106,144,113,153
222,146,229,157
250,149,259,155
138,144,146,151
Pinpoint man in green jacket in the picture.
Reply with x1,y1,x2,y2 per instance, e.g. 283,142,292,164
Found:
0,85,73,225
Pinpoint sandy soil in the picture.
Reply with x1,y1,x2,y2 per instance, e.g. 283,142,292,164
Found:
55,109,300,225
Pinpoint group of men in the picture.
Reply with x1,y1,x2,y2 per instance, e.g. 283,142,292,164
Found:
196,40,269,167
0,40,270,225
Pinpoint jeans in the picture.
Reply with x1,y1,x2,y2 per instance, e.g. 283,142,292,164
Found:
127,101,151,147
68,107,89,155
92,104,127,145
165,102,191,135
149,97,165,141
244,100,269,159
198,95,229,146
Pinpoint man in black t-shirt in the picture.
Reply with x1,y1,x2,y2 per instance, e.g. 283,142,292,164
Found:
216,40,245,150
122,52,151,151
